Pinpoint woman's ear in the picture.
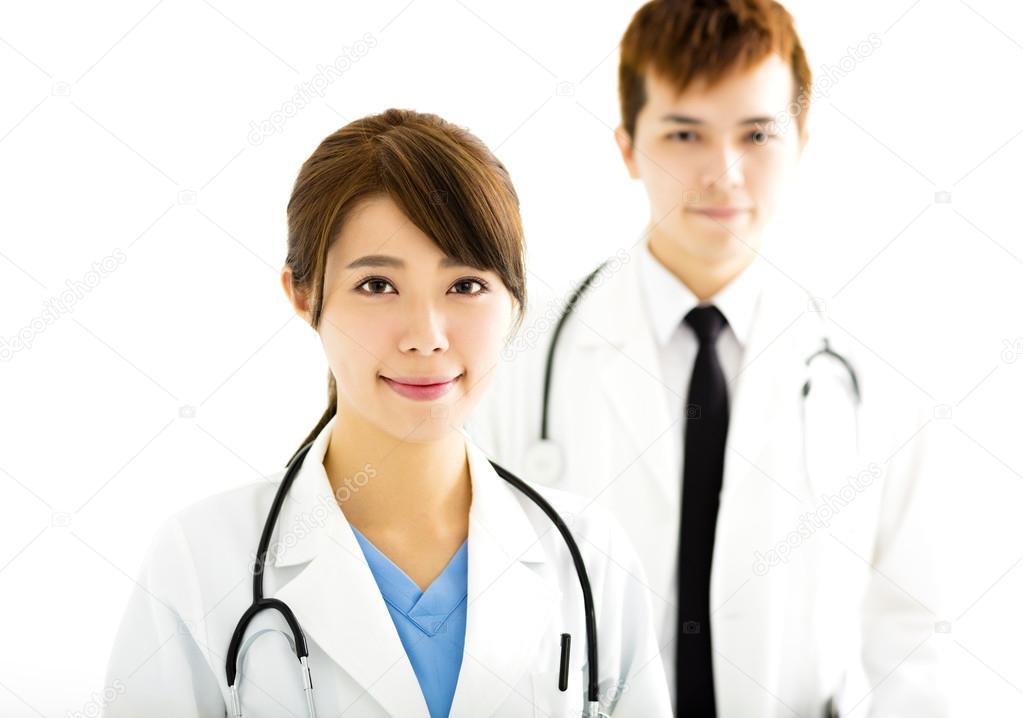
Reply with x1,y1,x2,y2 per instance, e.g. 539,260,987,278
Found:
281,267,312,325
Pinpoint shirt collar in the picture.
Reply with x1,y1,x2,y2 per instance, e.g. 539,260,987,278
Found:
638,239,763,348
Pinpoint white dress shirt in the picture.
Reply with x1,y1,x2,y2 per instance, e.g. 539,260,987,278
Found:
636,240,765,705
637,240,764,417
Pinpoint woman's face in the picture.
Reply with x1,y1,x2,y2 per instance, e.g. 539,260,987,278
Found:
285,195,516,444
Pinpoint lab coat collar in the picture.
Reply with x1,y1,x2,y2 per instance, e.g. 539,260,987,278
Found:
637,238,763,350
565,239,820,513
270,415,559,716
271,415,547,569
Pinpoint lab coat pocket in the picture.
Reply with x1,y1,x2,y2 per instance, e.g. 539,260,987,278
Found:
528,632,588,718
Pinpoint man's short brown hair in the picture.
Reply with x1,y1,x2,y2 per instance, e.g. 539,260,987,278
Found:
618,0,812,138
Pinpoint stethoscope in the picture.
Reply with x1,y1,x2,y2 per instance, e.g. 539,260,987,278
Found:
523,260,862,485
226,436,610,718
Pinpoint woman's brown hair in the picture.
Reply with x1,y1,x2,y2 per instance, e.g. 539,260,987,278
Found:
284,109,527,463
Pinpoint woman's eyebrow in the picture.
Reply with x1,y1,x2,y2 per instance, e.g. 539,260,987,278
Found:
345,254,468,270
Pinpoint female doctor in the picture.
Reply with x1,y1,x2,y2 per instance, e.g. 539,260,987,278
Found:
102,108,672,717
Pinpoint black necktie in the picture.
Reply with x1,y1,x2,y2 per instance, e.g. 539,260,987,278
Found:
677,304,730,717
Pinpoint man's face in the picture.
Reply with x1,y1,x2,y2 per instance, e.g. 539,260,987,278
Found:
616,54,806,264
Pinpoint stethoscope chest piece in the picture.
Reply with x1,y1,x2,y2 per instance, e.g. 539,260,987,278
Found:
524,438,564,484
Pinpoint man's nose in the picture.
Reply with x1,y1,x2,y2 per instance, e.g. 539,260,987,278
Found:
700,143,744,190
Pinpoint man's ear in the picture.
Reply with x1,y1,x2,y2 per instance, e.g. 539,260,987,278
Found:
614,125,640,180
281,267,312,325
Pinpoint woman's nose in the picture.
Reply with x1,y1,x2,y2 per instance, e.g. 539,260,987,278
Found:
398,302,450,354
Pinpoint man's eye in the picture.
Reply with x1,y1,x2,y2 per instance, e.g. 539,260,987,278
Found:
356,277,396,294
668,131,697,142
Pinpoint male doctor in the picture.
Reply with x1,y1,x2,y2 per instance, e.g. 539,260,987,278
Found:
467,1,948,716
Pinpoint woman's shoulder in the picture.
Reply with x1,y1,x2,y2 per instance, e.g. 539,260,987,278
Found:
138,471,288,579
170,470,286,536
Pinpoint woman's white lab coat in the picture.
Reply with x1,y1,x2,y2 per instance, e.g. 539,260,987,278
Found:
102,414,672,717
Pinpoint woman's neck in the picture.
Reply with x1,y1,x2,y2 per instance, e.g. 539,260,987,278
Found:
323,407,472,540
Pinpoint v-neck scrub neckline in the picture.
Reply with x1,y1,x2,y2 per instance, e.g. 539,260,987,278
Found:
349,525,469,717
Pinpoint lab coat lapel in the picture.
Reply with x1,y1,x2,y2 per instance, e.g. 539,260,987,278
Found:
270,416,431,718
711,274,823,716
269,416,560,716
448,432,562,714
720,273,813,504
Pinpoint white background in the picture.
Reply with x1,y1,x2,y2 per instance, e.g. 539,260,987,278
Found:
1,0,1021,715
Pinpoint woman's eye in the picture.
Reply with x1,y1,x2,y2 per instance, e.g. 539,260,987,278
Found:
749,129,775,144
356,277,396,294
354,277,488,296
451,278,488,295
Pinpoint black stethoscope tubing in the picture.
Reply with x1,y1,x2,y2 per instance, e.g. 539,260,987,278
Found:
541,260,862,443
226,438,603,714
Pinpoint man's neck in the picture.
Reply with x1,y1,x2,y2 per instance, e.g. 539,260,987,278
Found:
648,230,755,301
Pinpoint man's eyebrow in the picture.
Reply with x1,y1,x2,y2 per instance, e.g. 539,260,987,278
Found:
344,254,468,270
661,114,706,125
660,114,776,125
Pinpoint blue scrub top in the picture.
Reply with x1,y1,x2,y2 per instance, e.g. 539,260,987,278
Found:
350,526,468,718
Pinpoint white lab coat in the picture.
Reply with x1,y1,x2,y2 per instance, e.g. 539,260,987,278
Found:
466,244,949,717
103,415,673,717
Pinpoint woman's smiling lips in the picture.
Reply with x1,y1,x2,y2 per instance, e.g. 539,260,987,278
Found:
380,373,462,401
